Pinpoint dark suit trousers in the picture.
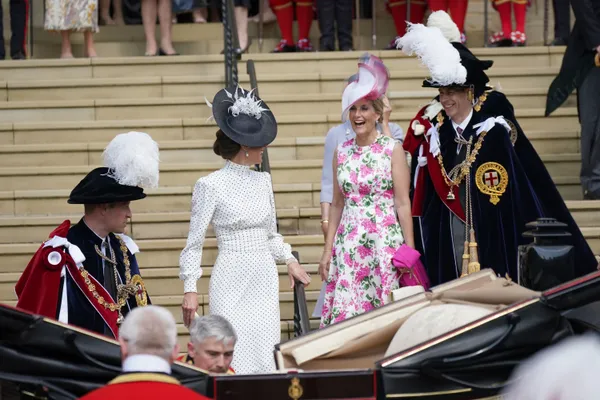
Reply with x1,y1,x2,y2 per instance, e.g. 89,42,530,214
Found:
0,0,27,59
316,0,353,51
553,0,571,41
579,67,600,196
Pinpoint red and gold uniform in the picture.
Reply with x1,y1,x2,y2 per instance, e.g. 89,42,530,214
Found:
79,372,210,400
270,0,314,52
489,0,529,46
387,0,426,44
426,0,468,43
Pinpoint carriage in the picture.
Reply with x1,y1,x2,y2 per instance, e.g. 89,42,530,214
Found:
2,268,600,400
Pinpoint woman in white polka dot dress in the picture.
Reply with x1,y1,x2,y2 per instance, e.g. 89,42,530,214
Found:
179,86,311,374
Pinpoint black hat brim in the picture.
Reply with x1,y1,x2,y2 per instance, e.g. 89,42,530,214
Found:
212,86,277,148
68,167,147,204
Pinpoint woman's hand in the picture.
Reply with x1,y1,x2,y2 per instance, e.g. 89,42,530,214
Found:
318,250,332,281
182,292,198,328
288,261,311,288
382,95,392,123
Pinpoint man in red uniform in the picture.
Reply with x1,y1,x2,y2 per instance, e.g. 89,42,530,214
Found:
385,0,427,49
80,305,210,399
178,314,237,374
270,0,314,52
426,0,468,43
488,0,528,46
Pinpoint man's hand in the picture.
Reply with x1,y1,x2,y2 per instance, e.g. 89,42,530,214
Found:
182,292,198,328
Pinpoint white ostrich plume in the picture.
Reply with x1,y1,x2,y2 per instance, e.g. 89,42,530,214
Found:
396,23,467,87
225,86,267,119
427,10,461,43
102,131,160,189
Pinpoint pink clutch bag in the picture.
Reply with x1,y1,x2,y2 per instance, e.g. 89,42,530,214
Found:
392,244,431,291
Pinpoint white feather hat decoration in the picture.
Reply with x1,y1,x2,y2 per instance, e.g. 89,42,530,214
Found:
396,23,467,88
426,10,461,43
102,131,160,189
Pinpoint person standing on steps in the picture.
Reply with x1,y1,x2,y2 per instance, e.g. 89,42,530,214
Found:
316,0,353,51
546,0,600,200
318,54,415,327
15,131,158,339
314,66,404,318
179,86,311,374
269,0,314,52
384,0,426,50
45,0,99,58
397,23,597,286
141,0,178,56
0,0,27,60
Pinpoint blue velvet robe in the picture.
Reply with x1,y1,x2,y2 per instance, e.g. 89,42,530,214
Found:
415,110,597,286
58,219,149,338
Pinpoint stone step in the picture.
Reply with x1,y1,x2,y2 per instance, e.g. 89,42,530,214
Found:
0,208,322,243
0,88,574,124
0,107,581,146
0,48,566,81
1,199,599,245
0,129,579,168
0,175,584,221
0,138,326,167
0,263,322,303
0,152,582,191
1,66,560,102
3,226,600,275
0,183,322,216
0,235,324,274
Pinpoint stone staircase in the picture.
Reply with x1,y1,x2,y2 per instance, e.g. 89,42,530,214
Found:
1,43,598,351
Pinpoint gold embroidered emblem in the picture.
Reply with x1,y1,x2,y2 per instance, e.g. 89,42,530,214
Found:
507,119,518,146
475,162,508,205
131,274,148,307
288,377,303,400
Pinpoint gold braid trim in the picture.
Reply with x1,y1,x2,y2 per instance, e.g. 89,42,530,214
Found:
272,1,292,10
79,236,137,317
435,112,489,191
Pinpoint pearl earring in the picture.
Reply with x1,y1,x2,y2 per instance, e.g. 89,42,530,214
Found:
245,151,249,158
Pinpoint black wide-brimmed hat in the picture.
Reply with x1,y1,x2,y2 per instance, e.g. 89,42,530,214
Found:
397,24,493,96
68,167,147,204
210,86,277,148
68,131,160,205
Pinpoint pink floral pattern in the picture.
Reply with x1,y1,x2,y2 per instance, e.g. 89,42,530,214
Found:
320,135,404,328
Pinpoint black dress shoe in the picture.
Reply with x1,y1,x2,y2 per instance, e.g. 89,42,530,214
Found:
159,48,179,56
11,51,26,60
550,38,568,46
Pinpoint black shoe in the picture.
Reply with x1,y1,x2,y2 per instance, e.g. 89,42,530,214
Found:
11,51,25,60
159,48,179,56
550,37,567,46
583,190,600,200
272,40,296,53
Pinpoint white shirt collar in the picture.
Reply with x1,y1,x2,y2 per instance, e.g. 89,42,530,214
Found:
122,354,172,374
451,109,473,135
82,218,107,241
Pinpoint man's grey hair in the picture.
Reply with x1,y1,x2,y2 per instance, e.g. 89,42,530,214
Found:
119,305,177,360
189,314,237,346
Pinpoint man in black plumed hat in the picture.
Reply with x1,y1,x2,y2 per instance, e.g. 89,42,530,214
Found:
396,23,597,287
16,131,159,339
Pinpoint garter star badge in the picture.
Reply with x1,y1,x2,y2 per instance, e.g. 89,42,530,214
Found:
475,162,508,205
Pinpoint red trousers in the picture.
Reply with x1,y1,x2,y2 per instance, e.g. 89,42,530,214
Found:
269,0,314,43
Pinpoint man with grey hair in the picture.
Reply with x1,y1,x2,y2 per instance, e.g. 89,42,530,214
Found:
80,306,208,399
179,314,237,374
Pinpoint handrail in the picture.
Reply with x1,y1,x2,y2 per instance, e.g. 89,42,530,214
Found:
292,251,311,337
246,59,272,173
222,0,240,86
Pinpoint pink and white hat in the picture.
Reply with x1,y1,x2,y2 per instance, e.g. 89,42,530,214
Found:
341,53,390,122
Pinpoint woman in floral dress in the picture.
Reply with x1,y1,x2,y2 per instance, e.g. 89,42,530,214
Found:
318,55,414,327
45,0,98,58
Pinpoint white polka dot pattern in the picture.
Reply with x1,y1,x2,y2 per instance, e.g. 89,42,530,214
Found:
179,160,295,374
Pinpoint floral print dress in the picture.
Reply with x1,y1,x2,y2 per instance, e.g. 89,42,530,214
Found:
45,0,99,32
320,135,405,327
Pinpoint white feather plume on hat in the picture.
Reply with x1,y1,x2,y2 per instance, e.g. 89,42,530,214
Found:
396,23,467,87
426,11,461,43
102,131,160,189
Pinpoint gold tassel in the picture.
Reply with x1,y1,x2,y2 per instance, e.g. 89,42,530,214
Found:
460,240,469,277
467,228,480,274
